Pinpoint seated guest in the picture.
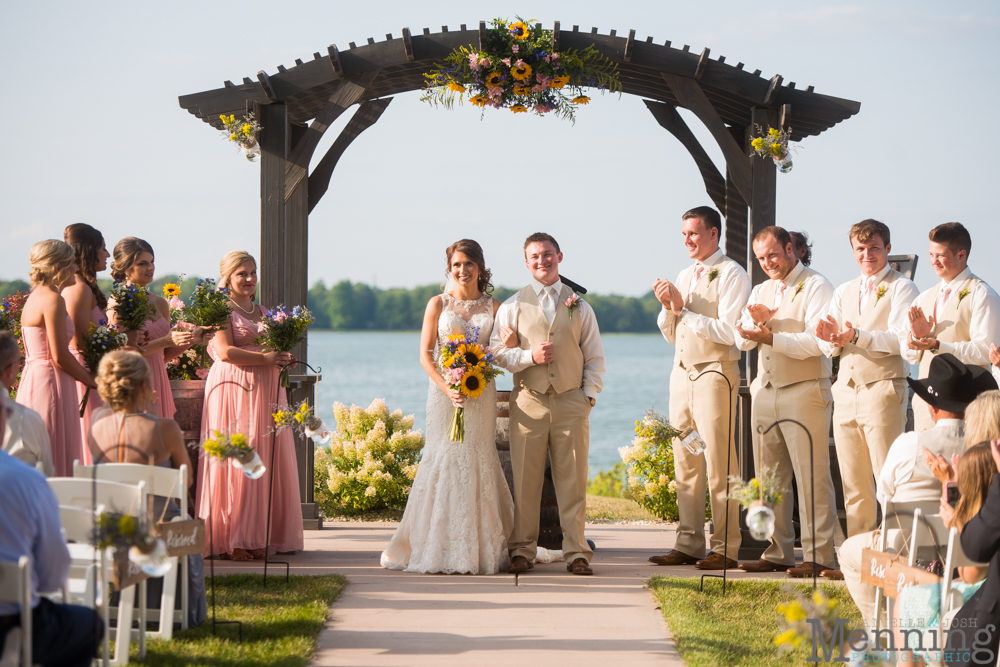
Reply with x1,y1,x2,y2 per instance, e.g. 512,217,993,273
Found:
839,353,997,629
89,350,207,627
924,389,1000,484
1,331,53,476
0,394,103,665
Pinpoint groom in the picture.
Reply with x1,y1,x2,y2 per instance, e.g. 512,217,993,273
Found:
491,233,606,576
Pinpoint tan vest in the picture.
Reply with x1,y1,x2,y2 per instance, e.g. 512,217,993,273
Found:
757,265,826,388
897,423,966,502
512,285,585,394
837,270,909,385
916,273,983,378
676,254,742,367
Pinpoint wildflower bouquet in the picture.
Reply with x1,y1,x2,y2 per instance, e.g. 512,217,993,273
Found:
319,399,425,515
273,399,330,445
728,466,783,509
775,588,840,655
179,279,233,332
109,281,156,331
619,409,683,521
77,321,129,414
0,290,28,399
256,305,314,387
202,430,265,479
220,112,262,162
438,327,505,442
93,510,171,576
421,16,621,123
750,124,794,173
163,278,213,380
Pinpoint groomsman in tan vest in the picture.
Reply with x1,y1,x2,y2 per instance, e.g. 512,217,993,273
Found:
491,233,605,576
647,206,749,569
904,222,1000,431
815,220,919,544
735,226,840,577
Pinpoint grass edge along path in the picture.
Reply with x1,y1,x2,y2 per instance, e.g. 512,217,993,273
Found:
131,573,346,666
648,576,864,667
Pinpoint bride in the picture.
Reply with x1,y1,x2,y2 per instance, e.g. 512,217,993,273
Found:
380,239,515,574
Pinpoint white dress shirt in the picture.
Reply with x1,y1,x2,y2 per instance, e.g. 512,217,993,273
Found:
818,263,920,359
490,278,606,398
876,419,964,505
736,261,834,361
3,395,54,477
657,248,752,348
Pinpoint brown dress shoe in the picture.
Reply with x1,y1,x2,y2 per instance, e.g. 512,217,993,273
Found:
786,562,833,578
508,555,534,574
648,550,700,566
738,559,791,573
695,552,739,570
567,558,593,575
820,569,844,580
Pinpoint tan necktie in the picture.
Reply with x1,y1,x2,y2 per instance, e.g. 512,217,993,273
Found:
540,287,556,324
687,265,704,301
773,281,787,309
859,276,875,311
934,286,952,322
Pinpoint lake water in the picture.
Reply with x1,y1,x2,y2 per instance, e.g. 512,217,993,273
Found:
308,331,674,474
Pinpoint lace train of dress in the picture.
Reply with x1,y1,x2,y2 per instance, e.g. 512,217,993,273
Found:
380,293,514,574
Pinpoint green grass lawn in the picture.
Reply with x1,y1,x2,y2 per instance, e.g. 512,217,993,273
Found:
586,494,662,522
129,573,345,666
648,576,864,667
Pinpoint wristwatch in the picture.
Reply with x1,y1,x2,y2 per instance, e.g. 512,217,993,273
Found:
589,397,596,407
850,329,860,345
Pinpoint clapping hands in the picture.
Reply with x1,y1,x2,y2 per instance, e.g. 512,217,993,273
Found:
922,446,958,484
654,279,684,316
907,306,939,350
815,315,854,347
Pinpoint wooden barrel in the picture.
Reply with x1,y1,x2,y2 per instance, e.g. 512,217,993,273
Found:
496,390,562,550
170,379,206,510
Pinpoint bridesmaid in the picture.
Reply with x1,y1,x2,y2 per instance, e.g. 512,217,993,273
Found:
18,240,96,476
196,250,303,560
107,237,204,420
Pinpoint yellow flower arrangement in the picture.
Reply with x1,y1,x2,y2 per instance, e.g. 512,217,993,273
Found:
511,63,532,80
513,86,530,96
551,75,570,88
448,82,466,93
751,137,766,151
509,21,529,39
511,104,528,113
486,71,503,86
458,343,486,368
295,400,311,424
572,96,590,105
470,95,486,107
460,368,487,399
117,514,137,537
240,123,253,136
163,283,182,297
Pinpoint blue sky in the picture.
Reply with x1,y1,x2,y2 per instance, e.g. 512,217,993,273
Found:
3,1,998,297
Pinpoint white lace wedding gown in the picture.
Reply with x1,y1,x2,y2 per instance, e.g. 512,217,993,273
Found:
380,293,515,574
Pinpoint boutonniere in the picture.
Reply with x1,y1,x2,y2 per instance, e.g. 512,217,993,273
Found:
874,285,888,307
707,267,720,285
566,293,582,319
957,288,970,309
790,281,805,302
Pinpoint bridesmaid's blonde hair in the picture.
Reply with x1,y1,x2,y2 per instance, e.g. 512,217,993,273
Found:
219,250,256,300
28,240,76,287
97,350,151,412
965,390,1000,446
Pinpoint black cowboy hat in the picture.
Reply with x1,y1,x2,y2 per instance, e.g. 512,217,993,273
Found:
906,353,998,413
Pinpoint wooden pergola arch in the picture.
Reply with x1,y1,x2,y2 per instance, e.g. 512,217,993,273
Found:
179,21,861,530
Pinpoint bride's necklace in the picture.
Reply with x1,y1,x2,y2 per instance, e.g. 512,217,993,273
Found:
229,296,255,315
448,291,485,315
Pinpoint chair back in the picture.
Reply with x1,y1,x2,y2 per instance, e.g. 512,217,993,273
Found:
47,477,147,518
0,556,32,667
908,510,950,566
879,500,941,551
59,504,102,544
73,462,187,519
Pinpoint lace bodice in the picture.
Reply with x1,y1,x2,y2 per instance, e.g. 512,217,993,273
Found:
436,293,494,350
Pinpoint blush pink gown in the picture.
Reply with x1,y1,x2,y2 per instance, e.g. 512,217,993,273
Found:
142,316,177,421
69,305,107,464
195,307,303,556
19,315,84,477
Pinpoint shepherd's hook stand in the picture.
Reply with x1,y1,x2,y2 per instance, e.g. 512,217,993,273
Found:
262,359,323,587
760,419,818,592
688,368,735,595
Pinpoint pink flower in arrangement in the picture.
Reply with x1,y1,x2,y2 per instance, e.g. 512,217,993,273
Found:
515,59,526,68
468,53,480,70
511,44,519,53
274,311,288,323
196,368,210,380
448,368,465,384
552,52,560,59
487,86,503,99
479,56,490,68
168,296,185,310
502,57,511,67
535,104,553,113
543,55,551,63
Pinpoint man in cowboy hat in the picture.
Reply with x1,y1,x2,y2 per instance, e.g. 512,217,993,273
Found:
838,353,998,629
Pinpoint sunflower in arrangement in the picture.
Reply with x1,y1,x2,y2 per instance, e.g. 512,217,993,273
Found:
438,327,504,442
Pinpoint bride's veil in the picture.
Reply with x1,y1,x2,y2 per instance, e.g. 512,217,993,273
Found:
443,275,459,296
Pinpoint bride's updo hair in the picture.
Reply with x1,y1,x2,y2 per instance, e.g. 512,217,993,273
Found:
110,237,154,282
28,240,76,288
219,250,256,299
97,350,151,412
445,239,493,295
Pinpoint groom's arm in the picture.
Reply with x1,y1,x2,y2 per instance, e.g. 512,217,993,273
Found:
579,301,606,398
490,299,534,373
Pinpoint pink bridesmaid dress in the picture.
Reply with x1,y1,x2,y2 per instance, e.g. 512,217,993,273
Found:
142,315,177,420
196,307,303,556
18,315,84,477
69,305,107,464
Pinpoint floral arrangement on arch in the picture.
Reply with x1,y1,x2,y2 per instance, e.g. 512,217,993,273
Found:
315,399,425,516
0,290,28,399
220,112,262,162
421,17,622,123
750,124,794,173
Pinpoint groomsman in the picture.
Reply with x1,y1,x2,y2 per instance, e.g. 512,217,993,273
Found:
815,220,918,540
647,206,748,569
735,226,840,577
904,222,1000,431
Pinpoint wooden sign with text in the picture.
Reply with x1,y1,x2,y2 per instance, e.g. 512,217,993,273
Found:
859,548,899,589
112,551,150,591
154,519,205,558
883,560,941,599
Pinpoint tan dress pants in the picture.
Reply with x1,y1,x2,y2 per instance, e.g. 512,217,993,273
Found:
669,360,742,560
508,385,593,564
752,378,838,567
832,377,907,537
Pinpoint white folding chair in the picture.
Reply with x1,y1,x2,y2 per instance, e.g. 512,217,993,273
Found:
935,521,988,655
48,477,146,666
0,556,31,667
74,462,189,640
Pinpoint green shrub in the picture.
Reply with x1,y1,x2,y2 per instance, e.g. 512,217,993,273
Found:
588,462,626,497
619,409,681,521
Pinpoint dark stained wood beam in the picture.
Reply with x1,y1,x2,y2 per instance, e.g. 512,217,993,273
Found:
763,74,783,106
623,29,635,63
257,102,288,310
307,98,393,213
643,100,726,213
694,48,710,80
327,44,343,77
725,125,749,271
402,27,414,61
284,69,379,202
256,70,277,102
479,21,487,49
660,72,753,204
780,103,791,130
552,21,560,51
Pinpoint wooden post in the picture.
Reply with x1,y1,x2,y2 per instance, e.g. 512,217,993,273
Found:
258,102,287,308
725,125,749,384
285,123,310,365
749,107,778,287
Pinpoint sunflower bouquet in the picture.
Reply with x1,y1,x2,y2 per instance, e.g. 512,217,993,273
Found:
750,124,794,173
220,112,262,162
78,320,129,414
421,16,621,123
163,277,214,381
0,290,28,399
438,326,505,442
109,281,156,331
256,305,314,387
179,278,233,333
